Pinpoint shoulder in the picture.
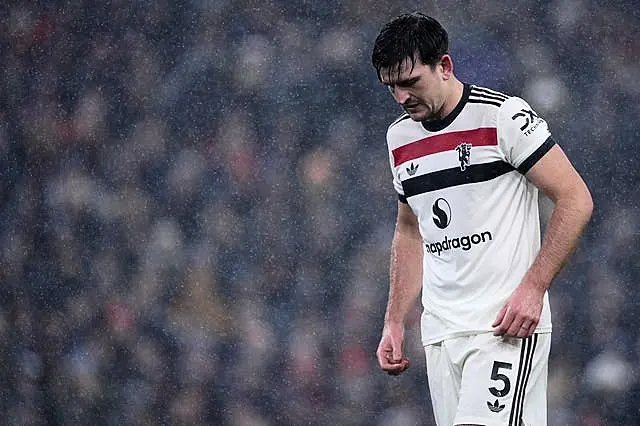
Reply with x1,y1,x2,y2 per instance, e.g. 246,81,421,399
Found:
468,85,511,108
388,112,411,130
385,112,414,148
467,85,538,115
465,85,516,127
467,85,544,128
495,95,547,134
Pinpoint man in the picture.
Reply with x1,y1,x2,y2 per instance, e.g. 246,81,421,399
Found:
371,13,593,426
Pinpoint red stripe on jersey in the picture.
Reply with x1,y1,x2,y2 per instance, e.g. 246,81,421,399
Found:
392,127,498,166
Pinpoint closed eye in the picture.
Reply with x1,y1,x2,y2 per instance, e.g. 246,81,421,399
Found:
385,77,420,91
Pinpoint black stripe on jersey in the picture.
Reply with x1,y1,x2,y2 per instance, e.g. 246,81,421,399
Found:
471,86,509,100
401,160,515,197
398,193,408,203
390,113,410,128
508,335,538,426
469,86,508,107
468,98,503,108
517,137,556,174
470,91,508,103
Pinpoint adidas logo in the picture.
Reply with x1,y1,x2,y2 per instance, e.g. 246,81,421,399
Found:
406,162,419,176
487,399,505,413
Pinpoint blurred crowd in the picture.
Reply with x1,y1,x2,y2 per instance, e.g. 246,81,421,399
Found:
0,0,638,425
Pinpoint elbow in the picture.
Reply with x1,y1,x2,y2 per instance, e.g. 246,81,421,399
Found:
559,180,593,227
579,183,594,225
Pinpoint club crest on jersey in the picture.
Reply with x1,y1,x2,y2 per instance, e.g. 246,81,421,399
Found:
456,142,472,171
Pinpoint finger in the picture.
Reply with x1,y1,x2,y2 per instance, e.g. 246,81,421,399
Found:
515,323,529,338
492,304,507,327
515,320,532,338
378,347,405,369
494,308,515,336
376,345,392,367
377,354,389,369
517,319,538,338
380,359,403,371
392,342,403,363
379,352,408,369
383,362,405,373
506,317,526,337
377,348,394,369
386,358,410,375
382,360,406,373
390,360,409,375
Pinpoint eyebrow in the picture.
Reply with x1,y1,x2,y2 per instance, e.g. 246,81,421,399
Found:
384,76,420,87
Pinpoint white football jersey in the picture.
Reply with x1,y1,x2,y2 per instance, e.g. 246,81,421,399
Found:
386,84,554,345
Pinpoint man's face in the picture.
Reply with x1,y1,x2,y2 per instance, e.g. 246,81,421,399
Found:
380,57,445,122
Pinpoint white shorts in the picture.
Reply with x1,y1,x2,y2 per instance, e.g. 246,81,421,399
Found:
424,332,551,426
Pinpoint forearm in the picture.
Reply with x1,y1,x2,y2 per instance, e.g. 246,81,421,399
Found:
525,189,593,290
384,229,424,327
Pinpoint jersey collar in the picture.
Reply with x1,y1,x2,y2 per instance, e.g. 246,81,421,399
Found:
421,83,471,132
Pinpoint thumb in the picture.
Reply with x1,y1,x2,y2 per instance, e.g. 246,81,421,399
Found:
492,304,507,327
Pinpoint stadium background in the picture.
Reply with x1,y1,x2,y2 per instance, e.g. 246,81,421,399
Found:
1,0,638,424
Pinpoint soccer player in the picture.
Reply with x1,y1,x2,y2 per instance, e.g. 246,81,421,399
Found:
371,13,593,426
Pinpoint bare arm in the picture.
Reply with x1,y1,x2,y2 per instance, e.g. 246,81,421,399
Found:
523,144,593,290
385,201,424,325
494,144,593,337
377,201,423,374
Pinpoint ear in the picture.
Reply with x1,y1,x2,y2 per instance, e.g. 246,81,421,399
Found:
440,54,454,79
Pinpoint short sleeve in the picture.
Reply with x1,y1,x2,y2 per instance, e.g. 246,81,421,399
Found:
497,97,556,174
387,129,408,203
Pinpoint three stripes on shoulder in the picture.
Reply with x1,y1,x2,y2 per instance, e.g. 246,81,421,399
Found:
469,86,509,108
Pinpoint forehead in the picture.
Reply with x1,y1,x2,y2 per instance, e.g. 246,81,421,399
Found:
379,57,428,84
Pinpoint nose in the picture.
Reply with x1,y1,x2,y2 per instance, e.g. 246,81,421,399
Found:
393,87,411,105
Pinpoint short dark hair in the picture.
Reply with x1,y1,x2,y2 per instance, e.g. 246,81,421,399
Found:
371,12,449,81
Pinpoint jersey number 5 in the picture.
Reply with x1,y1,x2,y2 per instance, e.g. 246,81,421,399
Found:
489,361,513,397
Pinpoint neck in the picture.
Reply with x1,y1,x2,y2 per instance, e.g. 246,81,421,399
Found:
438,78,464,119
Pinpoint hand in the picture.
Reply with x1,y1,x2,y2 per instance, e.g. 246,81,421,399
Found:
376,323,410,375
492,281,545,338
